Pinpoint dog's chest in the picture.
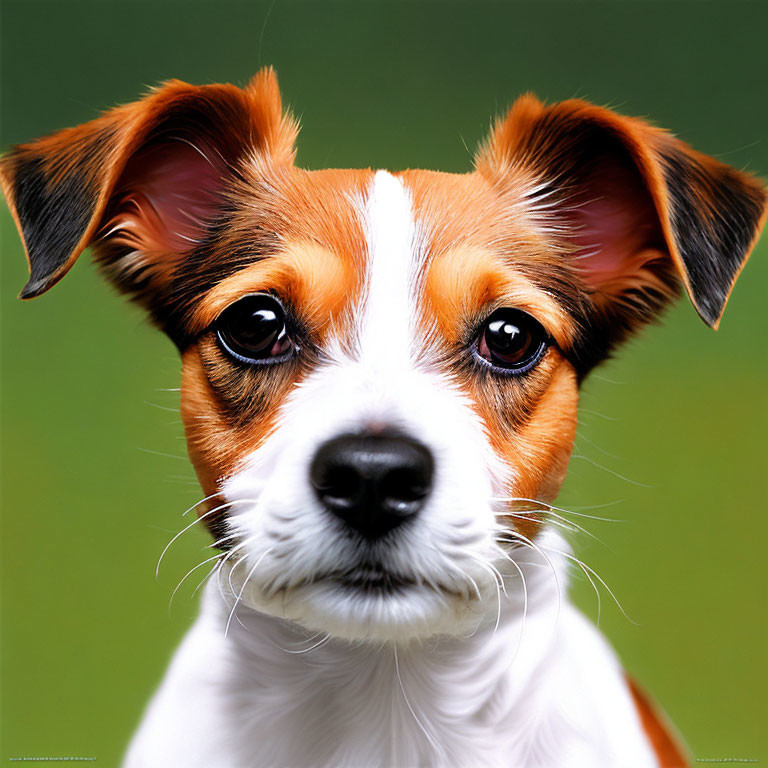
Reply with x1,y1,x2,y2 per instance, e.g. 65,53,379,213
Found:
125,583,660,768
223,626,510,766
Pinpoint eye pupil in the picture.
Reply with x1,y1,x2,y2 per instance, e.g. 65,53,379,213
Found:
487,320,527,356
215,294,293,364
238,308,280,350
477,308,548,374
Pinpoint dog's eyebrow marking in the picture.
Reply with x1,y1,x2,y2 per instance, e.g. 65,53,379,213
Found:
357,171,418,367
424,246,575,348
187,241,351,334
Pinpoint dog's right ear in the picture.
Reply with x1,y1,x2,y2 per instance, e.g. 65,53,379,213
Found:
475,95,768,375
0,68,297,304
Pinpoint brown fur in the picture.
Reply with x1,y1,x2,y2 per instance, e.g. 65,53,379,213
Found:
2,70,764,755
476,94,768,333
0,69,298,301
626,677,691,767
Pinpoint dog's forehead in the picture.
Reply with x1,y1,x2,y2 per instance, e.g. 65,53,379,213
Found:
188,165,574,346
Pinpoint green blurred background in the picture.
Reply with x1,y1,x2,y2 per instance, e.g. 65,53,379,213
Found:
1,0,766,764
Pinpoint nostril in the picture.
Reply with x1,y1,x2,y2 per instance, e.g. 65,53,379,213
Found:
380,464,432,510
310,433,434,540
314,465,362,510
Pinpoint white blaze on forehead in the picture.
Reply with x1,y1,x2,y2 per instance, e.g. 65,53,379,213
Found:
359,170,418,366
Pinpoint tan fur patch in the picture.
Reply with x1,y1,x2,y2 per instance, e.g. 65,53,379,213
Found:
424,245,574,349
191,240,359,338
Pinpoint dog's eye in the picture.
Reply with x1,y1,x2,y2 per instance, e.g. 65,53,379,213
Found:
475,308,549,374
215,294,294,364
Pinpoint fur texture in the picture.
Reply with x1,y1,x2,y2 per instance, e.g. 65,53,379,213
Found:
2,70,765,767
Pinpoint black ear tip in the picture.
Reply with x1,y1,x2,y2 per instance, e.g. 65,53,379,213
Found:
19,277,50,299
702,311,721,331
692,297,722,330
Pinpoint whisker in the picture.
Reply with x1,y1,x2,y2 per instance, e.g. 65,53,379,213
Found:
168,553,223,612
224,547,274,637
495,530,563,624
196,539,248,600
207,532,241,550
494,548,528,670
454,549,508,636
579,407,616,422
156,500,242,577
218,552,252,631
489,563,502,635
539,544,637,626
215,546,246,605
278,633,332,655
227,547,251,600
496,506,606,547
139,447,188,462
192,558,222,597
574,432,622,461
167,538,250,611
570,454,652,488
143,400,179,414
181,491,226,517
499,508,583,536
581,559,602,625
393,646,445,762
494,496,623,523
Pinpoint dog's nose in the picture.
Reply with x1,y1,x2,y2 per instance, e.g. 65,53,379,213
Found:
310,434,434,540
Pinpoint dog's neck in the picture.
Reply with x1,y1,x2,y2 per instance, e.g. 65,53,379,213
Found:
209,534,567,767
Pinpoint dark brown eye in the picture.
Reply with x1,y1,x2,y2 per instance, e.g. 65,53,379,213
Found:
475,308,549,374
215,293,294,364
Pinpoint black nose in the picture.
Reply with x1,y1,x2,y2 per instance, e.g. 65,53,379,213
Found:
310,434,434,541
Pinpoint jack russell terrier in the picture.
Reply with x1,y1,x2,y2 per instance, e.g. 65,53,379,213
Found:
2,69,765,767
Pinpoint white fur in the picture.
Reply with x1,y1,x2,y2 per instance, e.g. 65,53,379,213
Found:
124,172,661,767
125,543,657,767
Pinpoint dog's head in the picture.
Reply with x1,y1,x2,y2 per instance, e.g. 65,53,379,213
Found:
2,70,765,641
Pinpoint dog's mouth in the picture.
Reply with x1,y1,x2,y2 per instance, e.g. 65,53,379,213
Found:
314,564,468,601
325,565,416,595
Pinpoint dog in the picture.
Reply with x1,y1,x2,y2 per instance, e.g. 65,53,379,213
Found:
2,68,765,767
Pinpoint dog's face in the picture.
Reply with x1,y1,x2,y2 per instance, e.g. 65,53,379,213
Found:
187,166,582,639
2,70,765,641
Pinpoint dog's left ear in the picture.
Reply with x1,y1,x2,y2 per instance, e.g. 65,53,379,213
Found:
476,95,767,368
0,68,296,305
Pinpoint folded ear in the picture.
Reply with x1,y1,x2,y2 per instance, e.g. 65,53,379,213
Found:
476,95,767,365
0,68,297,302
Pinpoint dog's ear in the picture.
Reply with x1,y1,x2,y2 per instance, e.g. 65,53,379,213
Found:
0,68,296,304
476,95,767,369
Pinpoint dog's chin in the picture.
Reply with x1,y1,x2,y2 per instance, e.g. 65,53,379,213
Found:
228,569,490,642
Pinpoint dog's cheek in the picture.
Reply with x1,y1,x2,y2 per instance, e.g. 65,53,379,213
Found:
470,358,578,538
180,352,227,496
179,348,283,521
508,361,578,501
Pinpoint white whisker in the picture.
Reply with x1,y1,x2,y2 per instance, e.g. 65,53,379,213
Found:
539,544,636,626
393,646,445,762
495,547,528,670
495,529,563,625
156,501,239,578
494,496,623,523
168,553,223,612
181,491,225,517
571,454,652,488
224,547,274,637
278,633,332,655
